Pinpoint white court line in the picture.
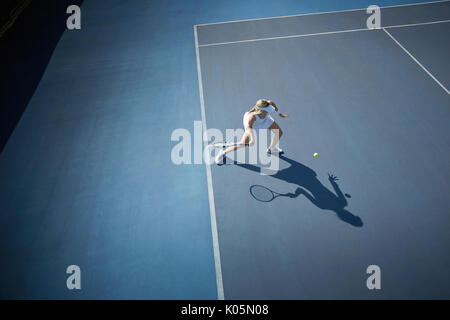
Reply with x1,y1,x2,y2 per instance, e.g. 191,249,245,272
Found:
197,19,450,47
198,27,368,47
383,28,449,94
195,0,450,27
384,18,450,28
194,25,225,300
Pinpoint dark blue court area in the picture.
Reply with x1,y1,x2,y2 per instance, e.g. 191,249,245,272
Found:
0,0,449,299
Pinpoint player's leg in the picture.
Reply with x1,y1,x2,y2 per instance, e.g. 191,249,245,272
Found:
267,121,283,153
224,131,251,154
215,131,251,164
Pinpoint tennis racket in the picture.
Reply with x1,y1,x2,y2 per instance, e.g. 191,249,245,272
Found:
208,141,249,149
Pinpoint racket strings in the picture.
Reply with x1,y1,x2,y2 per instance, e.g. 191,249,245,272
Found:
250,185,275,202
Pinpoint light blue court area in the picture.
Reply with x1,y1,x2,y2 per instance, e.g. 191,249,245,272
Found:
0,0,448,299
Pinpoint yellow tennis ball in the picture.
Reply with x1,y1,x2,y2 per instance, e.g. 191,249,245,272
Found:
313,152,318,158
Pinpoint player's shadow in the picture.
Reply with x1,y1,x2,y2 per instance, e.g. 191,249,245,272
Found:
231,155,363,227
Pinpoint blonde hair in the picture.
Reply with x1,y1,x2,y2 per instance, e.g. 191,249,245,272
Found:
249,99,269,113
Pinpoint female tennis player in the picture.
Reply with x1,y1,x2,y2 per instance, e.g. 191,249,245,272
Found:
215,99,289,164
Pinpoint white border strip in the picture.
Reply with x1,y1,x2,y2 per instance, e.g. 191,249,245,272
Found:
383,27,449,94
194,25,225,300
195,0,450,27
197,19,450,47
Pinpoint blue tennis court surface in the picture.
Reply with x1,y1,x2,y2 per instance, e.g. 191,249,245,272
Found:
0,0,449,299
197,1,450,299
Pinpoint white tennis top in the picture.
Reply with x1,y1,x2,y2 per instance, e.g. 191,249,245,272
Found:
243,106,276,130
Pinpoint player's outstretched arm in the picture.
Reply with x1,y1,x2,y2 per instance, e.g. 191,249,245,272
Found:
267,99,289,117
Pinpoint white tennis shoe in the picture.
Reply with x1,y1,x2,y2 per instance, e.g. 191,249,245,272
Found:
267,147,284,154
215,150,226,164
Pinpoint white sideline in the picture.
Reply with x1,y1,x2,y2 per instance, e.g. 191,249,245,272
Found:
194,25,225,300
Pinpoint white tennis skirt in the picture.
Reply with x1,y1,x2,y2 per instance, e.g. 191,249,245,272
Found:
243,112,274,131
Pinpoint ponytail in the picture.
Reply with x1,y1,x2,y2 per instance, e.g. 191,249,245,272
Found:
248,106,258,113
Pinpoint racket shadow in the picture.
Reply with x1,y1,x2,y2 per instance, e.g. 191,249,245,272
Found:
235,156,363,227
249,185,301,202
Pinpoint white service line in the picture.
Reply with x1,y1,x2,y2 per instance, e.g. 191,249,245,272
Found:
195,0,450,27
382,27,449,95
194,25,225,300
198,27,368,47
384,18,450,29
197,19,450,47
